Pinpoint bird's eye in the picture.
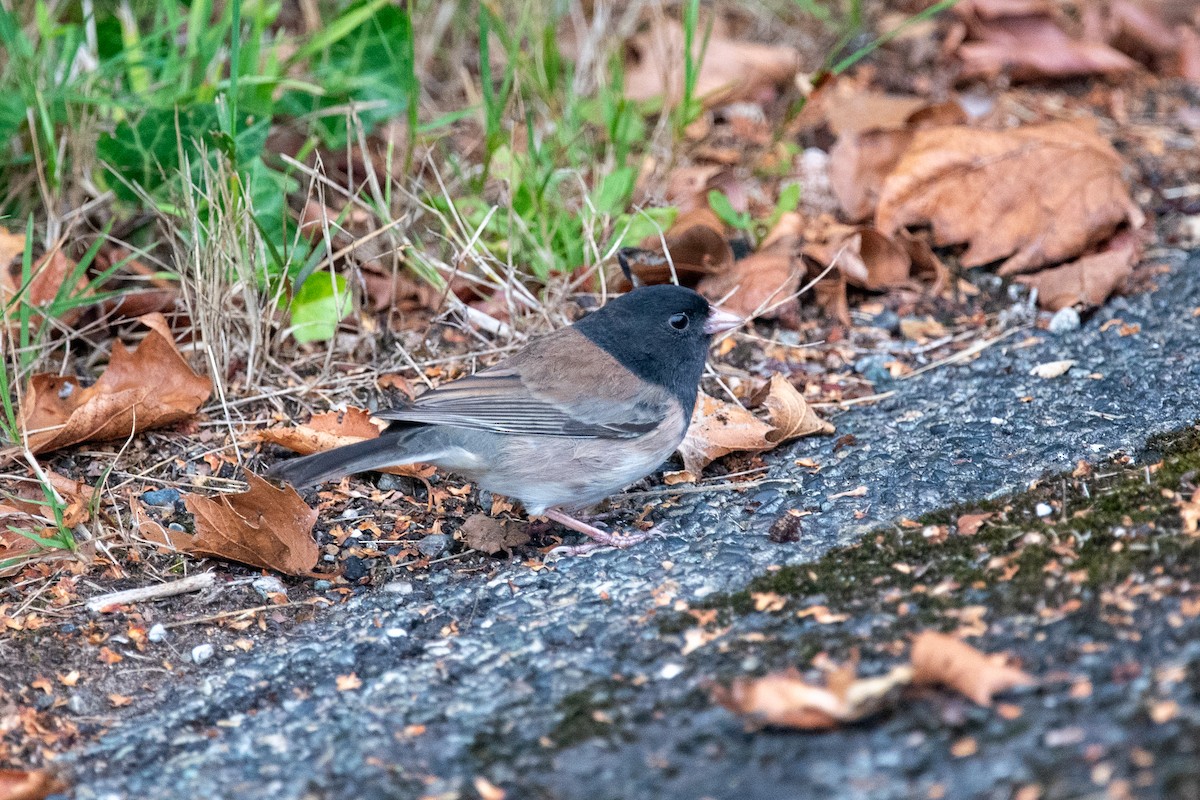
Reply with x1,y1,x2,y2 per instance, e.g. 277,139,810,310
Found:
669,313,689,330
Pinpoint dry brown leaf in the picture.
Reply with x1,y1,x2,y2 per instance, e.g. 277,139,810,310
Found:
830,129,916,223
696,216,802,321
622,214,734,290
911,631,1034,706
826,91,967,222
953,0,1139,81
182,470,319,577
761,375,835,444
0,769,65,800
876,122,1144,275
678,378,833,475
2,248,90,328
19,313,211,453
0,527,44,579
713,663,914,730
624,17,798,109
1015,237,1138,310
956,512,995,536
259,407,434,479
460,514,530,555
678,392,776,475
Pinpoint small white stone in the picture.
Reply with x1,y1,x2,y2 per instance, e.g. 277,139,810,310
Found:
385,628,408,638
147,623,168,642
1035,503,1053,518
383,581,413,595
251,575,287,599
191,643,215,665
659,663,685,680
1048,306,1081,334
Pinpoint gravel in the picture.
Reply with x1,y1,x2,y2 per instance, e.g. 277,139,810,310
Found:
67,252,1200,800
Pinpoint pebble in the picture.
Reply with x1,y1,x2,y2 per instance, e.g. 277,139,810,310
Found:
383,581,414,595
313,579,333,591
342,556,368,582
416,534,452,558
1048,306,1081,334
251,576,287,599
1035,502,1053,517
855,354,892,385
140,488,181,506
191,644,215,665
147,624,168,643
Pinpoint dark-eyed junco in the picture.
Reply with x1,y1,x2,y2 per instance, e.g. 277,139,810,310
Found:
268,285,741,548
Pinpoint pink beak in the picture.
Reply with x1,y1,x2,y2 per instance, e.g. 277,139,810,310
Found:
703,306,743,335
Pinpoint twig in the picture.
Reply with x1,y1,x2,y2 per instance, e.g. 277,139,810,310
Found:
162,597,330,629
898,327,1025,380
85,572,216,613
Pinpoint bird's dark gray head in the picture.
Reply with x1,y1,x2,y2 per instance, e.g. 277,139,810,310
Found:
573,285,733,416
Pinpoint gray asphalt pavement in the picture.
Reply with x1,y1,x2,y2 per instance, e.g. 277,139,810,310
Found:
68,250,1200,800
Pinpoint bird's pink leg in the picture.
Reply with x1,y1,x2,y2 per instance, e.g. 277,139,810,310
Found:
543,508,654,552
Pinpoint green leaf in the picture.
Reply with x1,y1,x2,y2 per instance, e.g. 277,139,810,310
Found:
707,190,752,230
593,166,636,216
289,272,352,343
767,182,803,230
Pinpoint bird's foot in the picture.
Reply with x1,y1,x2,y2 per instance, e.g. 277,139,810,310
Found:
543,508,656,556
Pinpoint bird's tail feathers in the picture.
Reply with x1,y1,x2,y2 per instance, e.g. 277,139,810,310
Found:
266,429,428,488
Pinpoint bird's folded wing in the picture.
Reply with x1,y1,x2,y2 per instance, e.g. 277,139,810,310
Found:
374,369,666,439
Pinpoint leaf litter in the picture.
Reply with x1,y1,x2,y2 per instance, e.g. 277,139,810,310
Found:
3,0,1198,775
715,632,1033,731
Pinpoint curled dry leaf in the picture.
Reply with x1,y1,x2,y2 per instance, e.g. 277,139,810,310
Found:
182,470,319,577
259,407,434,479
697,213,803,321
2,248,90,328
911,631,1034,706
761,374,836,445
0,768,66,800
953,0,1138,82
460,513,530,555
875,122,1145,276
20,313,211,453
678,376,833,475
621,209,734,290
956,511,995,536
624,17,798,109
1015,236,1138,311
677,393,775,476
713,662,914,730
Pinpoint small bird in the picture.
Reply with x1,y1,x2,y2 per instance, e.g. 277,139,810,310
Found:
268,285,741,549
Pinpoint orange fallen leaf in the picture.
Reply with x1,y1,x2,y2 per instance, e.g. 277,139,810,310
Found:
0,768,65,800
259,407,434,480
713,662,914,730
875,122,1144,276
19,312,211,453
336,673,363,692
107,693,133,708
624,17,798,109
182,471,319,577
911,631,1034,706
956,512,994,536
